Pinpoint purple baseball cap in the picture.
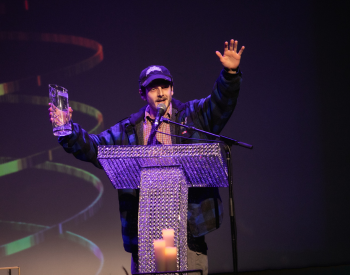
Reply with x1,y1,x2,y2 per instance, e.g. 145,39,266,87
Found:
139,65,173,89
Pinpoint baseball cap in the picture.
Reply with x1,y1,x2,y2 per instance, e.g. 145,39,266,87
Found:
139,65,173,89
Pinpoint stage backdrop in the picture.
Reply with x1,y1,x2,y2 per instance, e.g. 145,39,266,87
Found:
0,1,349,274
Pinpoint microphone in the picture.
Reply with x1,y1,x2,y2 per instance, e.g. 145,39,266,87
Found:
154,103,166,129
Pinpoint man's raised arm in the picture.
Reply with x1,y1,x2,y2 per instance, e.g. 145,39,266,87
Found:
195,39,245,134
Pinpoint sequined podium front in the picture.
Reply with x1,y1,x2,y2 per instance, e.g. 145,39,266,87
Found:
97,143,228,273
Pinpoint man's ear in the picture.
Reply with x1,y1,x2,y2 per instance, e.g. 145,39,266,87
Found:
139,89,146,101
171,86,174,96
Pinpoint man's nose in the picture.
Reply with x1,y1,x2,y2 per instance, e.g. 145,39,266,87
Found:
157,86,164,96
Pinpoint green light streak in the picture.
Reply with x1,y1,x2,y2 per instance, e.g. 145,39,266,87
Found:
1,221,104,274
5,236,34,255
0,159,19,176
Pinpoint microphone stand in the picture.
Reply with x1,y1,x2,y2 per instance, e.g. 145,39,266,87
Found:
161,117,253,275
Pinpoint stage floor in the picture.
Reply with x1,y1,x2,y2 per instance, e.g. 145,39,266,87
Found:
211,265,350,275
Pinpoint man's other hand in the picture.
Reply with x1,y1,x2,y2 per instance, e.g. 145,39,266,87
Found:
216,39,245,73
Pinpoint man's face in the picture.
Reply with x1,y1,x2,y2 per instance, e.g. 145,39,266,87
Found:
140,79,173,115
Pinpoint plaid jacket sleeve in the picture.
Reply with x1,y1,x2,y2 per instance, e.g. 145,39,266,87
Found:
191,69,242,135
58,119,130,168
185,69,242,237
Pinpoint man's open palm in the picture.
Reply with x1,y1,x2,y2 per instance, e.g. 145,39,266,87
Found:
216,39,245,70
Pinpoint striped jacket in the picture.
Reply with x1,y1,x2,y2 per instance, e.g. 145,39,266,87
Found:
58,69,242,253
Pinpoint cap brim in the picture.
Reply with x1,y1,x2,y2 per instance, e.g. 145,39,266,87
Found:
142,74,172,87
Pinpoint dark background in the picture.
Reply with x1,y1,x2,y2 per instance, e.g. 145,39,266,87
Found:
0,1,349,274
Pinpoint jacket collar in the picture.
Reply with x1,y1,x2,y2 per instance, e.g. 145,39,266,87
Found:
171,97,186,113
129,105,147,126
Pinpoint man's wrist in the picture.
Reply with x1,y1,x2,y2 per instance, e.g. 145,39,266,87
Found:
224,67,239,74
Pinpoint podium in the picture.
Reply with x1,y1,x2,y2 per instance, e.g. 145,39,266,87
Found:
97,143,228,273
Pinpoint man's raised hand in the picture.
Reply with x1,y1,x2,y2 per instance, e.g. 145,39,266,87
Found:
216,39,245,72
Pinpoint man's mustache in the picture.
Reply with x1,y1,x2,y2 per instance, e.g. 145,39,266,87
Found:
156,97,168,102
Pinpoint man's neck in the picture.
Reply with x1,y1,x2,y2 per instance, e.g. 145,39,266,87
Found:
148,108,157,119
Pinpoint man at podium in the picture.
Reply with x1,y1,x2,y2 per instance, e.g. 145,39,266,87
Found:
50,39,244,274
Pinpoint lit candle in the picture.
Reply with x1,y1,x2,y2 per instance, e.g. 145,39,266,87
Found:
165,247,177,271
162,228,174,247
153,240,166,272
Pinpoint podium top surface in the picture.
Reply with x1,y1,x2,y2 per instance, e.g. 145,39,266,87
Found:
97,143,228,189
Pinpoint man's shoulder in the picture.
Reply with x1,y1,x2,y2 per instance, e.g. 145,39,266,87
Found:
172,97,194,112
112,105,147,128
113,116,131,125
172,97,208,113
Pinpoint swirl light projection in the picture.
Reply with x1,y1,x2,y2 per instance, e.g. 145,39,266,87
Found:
0,31,103,95
0,221,104,274
0,161,104,255
0,31,105,274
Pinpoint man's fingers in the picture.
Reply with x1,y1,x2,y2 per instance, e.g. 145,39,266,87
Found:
49,104,73,124
224,41,228,52
215,51,223,59
49,102,53,122
50,112,55,123
230,39,234,51
51,104,58,113
234,40,238,52
238,46,245,56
